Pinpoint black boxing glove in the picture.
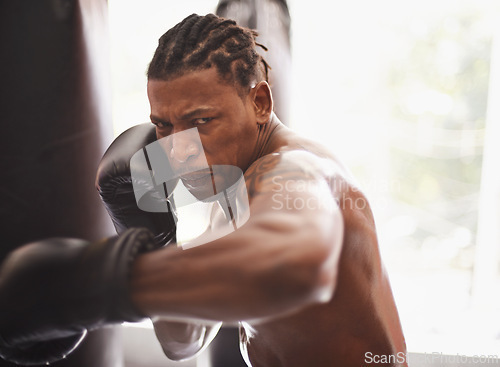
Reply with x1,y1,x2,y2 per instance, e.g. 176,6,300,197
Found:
96,123,177,247
0,228,155,366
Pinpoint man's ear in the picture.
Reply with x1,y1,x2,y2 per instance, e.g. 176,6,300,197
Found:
251,81,273,125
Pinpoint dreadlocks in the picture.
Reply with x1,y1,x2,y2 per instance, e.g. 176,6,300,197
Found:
147,13,269,93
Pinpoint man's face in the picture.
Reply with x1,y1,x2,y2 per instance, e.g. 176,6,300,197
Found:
147,67,259,198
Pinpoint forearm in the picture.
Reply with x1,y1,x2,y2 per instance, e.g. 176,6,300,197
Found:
130,207,342,322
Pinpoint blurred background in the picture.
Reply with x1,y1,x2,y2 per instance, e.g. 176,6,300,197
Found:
107,0,500,364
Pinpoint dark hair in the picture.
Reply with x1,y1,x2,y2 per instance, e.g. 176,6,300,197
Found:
147,13,269,93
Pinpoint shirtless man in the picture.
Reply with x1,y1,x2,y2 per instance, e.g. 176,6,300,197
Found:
134,13,408,366
0,13,406,367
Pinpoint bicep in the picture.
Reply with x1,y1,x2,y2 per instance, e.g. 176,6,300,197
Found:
241,152,345,296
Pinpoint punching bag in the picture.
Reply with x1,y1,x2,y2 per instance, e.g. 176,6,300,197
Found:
216,0,292,125
0,0,121,366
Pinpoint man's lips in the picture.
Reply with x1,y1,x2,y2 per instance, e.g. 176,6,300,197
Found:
180,170,213,189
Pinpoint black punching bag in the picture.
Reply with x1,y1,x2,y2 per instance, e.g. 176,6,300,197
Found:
216,0,292,125
0,0,121,366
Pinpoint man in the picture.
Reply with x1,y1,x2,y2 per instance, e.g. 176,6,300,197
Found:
131,13,407,366
0,13,407,367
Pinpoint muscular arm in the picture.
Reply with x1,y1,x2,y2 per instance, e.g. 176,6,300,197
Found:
130,150,344,323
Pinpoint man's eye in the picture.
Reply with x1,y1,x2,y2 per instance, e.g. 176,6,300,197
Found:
193,117,213,125
152,121,171,128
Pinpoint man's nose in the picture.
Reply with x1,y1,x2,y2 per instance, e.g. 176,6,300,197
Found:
169,134,201,163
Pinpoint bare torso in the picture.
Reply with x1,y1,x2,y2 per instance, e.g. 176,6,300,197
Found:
138,116,407,367
239,120,407,367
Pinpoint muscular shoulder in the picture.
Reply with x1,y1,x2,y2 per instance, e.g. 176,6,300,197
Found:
243,125,375,223
244,144,360,201
244,150,336,199
244,144,377,238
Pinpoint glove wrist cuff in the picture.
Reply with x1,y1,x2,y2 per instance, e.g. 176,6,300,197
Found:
107,228,156,322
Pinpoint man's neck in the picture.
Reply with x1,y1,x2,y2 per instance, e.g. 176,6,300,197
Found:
250,114,284,164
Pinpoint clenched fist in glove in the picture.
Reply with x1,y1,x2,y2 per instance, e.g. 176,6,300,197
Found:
96,123,177,248
0,227,155,366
